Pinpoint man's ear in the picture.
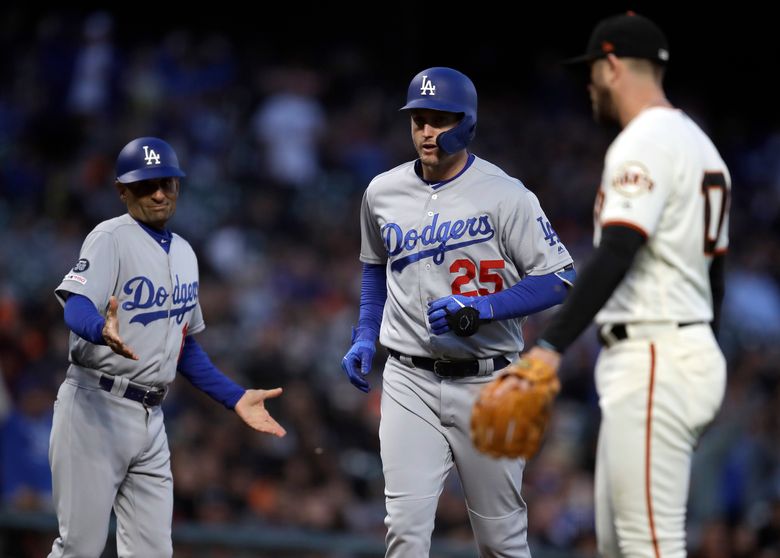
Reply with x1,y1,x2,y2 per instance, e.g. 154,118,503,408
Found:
115,181,126,202
605,53,622,82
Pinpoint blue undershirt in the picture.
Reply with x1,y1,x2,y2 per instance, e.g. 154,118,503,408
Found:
414,153,476,189
135,219,173,253
488,270,572,320
353,263,387,342
177,336,245,409
63,294,107,345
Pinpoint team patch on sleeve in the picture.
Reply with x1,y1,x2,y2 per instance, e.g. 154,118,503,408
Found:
611,162,654,197
72,258,90,272
63,273,87,285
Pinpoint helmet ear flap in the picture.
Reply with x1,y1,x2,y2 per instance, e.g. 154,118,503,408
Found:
436,114,476,154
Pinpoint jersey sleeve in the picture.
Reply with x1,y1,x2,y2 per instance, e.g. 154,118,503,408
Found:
54,230,118,312
359,188,386,264
599,138,675,237
505,189,573,276
185,248,206,335
188,301,206,335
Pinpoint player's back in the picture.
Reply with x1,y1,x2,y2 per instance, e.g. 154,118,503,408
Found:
596,107,730,325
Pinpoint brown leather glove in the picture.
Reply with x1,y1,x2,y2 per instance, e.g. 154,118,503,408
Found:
471,354,560,459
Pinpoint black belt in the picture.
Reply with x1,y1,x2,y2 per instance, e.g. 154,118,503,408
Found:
388,349,509,378
98,375,167,407
598,322,707,347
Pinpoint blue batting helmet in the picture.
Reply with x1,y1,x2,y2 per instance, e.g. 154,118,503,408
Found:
115,137,186,184
400,67,477,154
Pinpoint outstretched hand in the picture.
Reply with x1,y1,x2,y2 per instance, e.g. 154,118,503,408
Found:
102,296,139,360
234,388,287,437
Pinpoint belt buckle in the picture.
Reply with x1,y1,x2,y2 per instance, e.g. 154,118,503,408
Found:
142,387,166,407
433,359,454,377
142,390,156,407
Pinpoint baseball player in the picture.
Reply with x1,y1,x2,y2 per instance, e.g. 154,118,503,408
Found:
474,13,731,558
341,67,576,557
48,137,286,558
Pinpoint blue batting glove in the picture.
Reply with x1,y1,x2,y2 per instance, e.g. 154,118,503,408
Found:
427,295,493,335
341,328,377,393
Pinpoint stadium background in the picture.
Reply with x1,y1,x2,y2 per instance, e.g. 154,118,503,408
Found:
1,5,778,557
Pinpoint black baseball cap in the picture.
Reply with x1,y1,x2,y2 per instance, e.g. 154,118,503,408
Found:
564,12,669,65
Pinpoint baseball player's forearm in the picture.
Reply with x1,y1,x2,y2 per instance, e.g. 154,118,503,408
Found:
488,268,575,321
709,253,725,336
63,294,107,345
539,225,646,352
356,263,387,341
342,263,385,393
178,336,245,409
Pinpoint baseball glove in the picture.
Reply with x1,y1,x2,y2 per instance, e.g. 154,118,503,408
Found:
471,354,560,459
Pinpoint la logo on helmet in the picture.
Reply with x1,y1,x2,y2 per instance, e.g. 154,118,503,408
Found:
420,76,436,96
143,145,161,166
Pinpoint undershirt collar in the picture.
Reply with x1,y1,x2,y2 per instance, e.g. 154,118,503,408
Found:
414,153,475,190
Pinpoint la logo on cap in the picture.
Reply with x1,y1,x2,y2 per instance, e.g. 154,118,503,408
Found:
420,76,436,96
143,145,161,166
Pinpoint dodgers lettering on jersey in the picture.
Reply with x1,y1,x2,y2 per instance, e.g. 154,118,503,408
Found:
122,275,199,325
383,213,495,272
55,214,205,387
361,155,572,359
593,107,731,324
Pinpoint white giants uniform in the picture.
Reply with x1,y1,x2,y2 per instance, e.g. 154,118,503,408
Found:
592,107,730,558
360,155,572,557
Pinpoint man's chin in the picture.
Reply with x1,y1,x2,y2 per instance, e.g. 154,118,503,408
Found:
143,209,174,225
418,153,440,166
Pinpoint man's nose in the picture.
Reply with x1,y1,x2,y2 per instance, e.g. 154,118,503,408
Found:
150,185,167,199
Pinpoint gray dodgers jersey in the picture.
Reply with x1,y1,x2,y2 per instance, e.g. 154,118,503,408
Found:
55,214,205,387
361,156,572,359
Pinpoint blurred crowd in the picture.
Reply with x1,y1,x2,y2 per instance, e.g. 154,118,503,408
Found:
1,10,779,557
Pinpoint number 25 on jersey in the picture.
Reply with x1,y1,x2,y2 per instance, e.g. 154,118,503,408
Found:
450,259,505,296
